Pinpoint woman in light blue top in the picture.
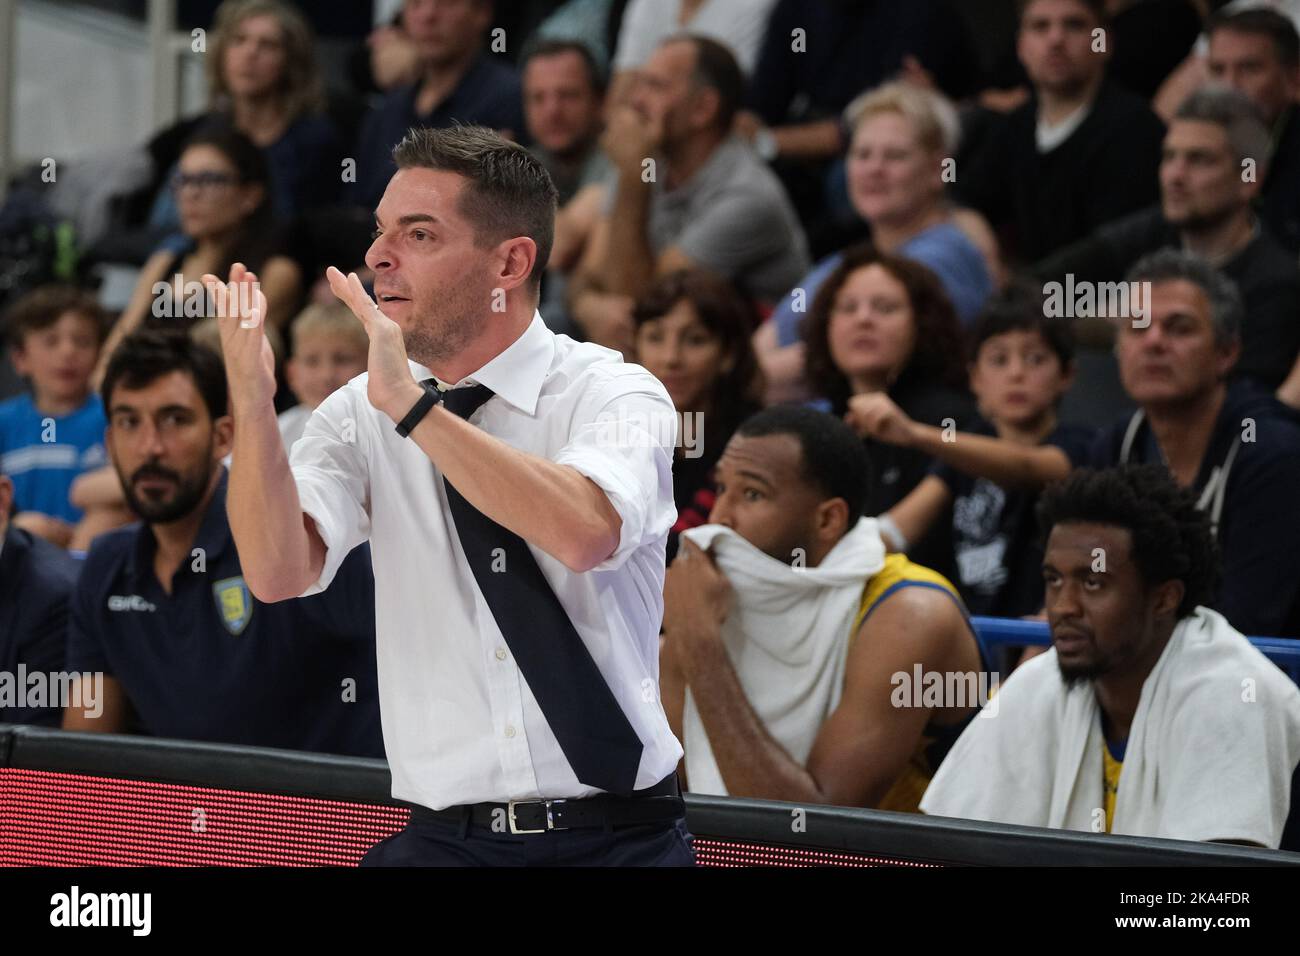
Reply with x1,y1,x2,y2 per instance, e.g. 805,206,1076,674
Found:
756,81,1000,403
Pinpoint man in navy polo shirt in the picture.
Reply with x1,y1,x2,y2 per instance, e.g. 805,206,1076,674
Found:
63,329,383,757
348,0,524,211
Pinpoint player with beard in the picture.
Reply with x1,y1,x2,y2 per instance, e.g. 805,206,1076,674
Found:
921,465,1300,847
207,124,693,866
62,328,383,757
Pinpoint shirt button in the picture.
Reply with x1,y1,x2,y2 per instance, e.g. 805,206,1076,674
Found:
495,648,507,661
504,724,516,738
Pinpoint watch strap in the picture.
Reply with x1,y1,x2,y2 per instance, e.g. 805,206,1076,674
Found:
395,381,443,437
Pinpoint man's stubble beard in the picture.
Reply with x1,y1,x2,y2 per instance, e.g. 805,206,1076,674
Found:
402,280,491,367
117,444,216,525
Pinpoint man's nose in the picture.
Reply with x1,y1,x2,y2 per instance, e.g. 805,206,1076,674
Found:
135,421,167,457
1050,580,1084,618
365,234,393,272
707,495,733,528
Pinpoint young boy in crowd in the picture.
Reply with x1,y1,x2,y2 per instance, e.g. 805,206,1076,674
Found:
278,303,368,449
0,286,109,547
846,292,1095,618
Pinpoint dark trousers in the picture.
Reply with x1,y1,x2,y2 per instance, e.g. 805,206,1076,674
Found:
360,808,697,867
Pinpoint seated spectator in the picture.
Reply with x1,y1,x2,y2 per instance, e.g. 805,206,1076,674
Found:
922,464,1300,847
63,329,383,758
1206,6,1300,254
522,39,612,337
955,0,1165,261
98,128,305,385
0,286,108,547
347,0,524,212
860,293,1095,618
809,244,975,579
132,0,343,248
1087,249,1300,638
755,82,997,403
631,270,763,560
569,35,810,355
0,470,80,726
1038,86,1300,392
736,0,978,246
660,405,987,810
523,39,610,206
279,303,369,450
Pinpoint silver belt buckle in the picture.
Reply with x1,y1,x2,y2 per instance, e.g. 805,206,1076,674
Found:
507,798,567,834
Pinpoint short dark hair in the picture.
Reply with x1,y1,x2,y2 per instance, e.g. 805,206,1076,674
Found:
1125,248,1243,348
101,328,229,422
668,34,744,131
735,405,871,521
392,124,559,288
803,242,968,413
1017,0,1107,26
1036,464,1220,619
1208,6,1300,69
632,269,763,425
4,284,107,348
968,285,1075,369
521,37,606,94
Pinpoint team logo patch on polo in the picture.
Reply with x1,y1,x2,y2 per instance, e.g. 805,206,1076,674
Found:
213,576,252,635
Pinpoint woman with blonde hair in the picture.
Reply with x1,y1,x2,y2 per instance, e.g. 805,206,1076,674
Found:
755,81,1000,403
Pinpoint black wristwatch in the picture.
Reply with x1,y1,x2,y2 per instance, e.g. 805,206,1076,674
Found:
395,381,444,437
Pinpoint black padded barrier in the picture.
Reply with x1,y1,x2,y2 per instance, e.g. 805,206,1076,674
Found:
2,724,1295,867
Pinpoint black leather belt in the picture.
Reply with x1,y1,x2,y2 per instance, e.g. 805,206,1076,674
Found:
407,774,684,834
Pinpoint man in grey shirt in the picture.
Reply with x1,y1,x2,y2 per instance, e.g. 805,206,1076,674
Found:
569,34,810,355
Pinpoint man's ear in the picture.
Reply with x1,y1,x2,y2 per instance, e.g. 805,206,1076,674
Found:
212,414,235,460
691,85,723,132
495,236,538,294
1152,578,1185,621
1215,336,1242,380
816,496,851,545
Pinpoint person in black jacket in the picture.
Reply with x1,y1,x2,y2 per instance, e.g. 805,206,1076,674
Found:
0,471,80,726
1037,85,1300,392
1206,6,1300,255
954,0,1166,261
1084,249,1300,639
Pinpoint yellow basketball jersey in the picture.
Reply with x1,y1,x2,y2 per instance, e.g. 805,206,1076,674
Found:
1103,743,1123,833
851,554,972,814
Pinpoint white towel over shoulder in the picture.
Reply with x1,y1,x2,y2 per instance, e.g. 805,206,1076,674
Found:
679,518,887,795
920,606,1300,847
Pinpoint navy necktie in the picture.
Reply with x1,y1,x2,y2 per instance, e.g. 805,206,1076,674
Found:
435,382,644,795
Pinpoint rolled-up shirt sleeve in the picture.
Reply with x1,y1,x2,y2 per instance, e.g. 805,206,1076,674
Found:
554,368,677,572
289,386,372,595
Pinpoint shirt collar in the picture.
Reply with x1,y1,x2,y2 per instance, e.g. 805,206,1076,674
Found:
409,310,555,416
123,467,234,582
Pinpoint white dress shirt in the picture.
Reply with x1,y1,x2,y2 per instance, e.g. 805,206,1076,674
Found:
289,311,683,810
